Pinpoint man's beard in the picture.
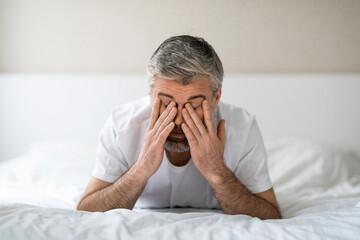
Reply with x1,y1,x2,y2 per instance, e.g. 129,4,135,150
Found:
164,125,190,152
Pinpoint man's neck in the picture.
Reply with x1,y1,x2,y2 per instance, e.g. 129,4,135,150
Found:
165,149,191,167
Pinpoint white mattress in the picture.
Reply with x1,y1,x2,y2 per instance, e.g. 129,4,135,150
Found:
0,138,359,239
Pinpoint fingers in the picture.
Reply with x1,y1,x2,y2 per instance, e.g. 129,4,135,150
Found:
203,100,215,134
184,103,207,135
182,106,203,139
157,122,175,144
152,101,176,132
181,123,197,147
149,97,161,129
157,106,177,134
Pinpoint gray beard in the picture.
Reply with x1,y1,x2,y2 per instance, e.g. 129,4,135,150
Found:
164,138,190,152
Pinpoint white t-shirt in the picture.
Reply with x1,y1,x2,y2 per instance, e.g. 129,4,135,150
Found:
92,96,272,209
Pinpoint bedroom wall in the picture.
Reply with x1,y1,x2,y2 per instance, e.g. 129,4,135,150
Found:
0,0,359,73
0,74,360,162
1,1,360,161
0,74,149,161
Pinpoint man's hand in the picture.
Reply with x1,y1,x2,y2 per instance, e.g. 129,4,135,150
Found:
180,101,281,219
134,97,177,178
77,98,176,212
181,99,227,182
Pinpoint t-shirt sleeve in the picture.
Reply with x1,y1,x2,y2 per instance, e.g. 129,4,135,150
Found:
91,115,130,183
233,117,273,194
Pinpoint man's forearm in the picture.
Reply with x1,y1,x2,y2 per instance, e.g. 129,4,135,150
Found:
207,167,281,219
77,163,149,212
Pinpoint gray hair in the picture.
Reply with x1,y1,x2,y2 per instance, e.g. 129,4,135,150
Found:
147,35,224,94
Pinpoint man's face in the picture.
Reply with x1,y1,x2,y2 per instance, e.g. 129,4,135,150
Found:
150,76,221,152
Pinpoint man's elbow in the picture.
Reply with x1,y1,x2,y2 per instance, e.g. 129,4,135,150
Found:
76,198,93,212
76,201,86,211
275,209,283,219
264,208,282,220
257,212,282,220
225,208,282,220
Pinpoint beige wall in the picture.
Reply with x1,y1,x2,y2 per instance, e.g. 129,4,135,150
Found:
1,0,359,73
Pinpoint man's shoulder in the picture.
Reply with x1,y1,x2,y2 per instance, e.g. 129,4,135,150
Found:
110,96,151,132
217,101,255,134
217,101,265,171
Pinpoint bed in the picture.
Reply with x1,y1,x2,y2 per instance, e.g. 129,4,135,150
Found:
0,137,359,239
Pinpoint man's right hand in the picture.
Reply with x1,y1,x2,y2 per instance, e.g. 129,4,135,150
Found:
134,97,177,178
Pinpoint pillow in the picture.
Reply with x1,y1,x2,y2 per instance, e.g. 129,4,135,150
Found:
0,141,97,208
265,138,360,200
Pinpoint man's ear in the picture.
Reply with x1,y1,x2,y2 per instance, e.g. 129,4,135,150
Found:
212,87,222,110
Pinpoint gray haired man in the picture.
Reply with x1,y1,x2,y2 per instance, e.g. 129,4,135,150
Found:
77,35,282,219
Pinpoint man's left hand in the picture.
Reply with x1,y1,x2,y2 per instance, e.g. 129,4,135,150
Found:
181,100,227,182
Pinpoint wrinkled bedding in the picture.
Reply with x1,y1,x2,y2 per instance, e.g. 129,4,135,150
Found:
0,138,359,239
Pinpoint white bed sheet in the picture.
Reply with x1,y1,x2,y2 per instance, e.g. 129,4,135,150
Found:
1,203,359,240
0,138,359,239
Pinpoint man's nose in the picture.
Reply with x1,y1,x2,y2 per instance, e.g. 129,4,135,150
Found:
174,106,184,126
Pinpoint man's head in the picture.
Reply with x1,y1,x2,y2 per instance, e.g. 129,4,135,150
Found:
147,35,224,153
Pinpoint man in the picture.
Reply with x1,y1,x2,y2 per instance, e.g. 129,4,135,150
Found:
77,35,282,219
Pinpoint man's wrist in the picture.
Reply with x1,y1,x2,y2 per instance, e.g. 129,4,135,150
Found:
205,162,233,187
129,161,152,184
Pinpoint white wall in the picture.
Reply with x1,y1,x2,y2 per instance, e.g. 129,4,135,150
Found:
0,74,149,161
1,74,359,161
1,0,360,73
1,1,360,161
